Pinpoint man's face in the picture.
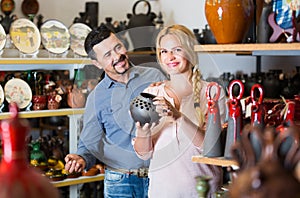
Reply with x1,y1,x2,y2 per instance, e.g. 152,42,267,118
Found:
92,33,129,78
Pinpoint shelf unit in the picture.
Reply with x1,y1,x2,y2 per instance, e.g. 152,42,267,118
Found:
194,43,300,73
192,43,300,174
52,174,105,188
191,156,238,167
0,51,97,198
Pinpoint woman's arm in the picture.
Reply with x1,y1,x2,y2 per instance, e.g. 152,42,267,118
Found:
133,122,154,160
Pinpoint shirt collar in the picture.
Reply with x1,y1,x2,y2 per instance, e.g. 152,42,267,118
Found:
101,62,139,89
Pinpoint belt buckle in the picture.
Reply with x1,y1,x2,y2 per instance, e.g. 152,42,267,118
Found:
137,168,148,178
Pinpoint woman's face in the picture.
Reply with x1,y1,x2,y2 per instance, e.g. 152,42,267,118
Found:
158,34,189,75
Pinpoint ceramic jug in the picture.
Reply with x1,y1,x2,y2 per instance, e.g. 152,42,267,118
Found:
224,80,244,159
205,0,254,44
127,0,157,51
203,82,223,157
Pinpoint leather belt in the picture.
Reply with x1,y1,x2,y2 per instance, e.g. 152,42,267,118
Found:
106,166,148,178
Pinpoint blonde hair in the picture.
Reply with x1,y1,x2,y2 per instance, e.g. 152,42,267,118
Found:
156,24,205,125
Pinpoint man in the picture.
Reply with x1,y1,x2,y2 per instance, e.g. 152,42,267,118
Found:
64,24,166,197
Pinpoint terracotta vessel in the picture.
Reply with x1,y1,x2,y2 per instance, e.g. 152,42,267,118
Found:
205,0,254,44
0,103,59,198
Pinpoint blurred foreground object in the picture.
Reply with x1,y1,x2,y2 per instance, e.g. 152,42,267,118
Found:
229,124,300,198
0,102,59,198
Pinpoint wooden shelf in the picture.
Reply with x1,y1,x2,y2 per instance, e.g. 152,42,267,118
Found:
0,108,85,120
192,155,239,167
52,174,105,188
194,43,300,55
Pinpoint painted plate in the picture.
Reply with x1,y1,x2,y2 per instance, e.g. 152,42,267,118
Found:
4,78,32,109
0,84,4,107
40,19,70,54
0,24,6,51
69,23,91,56
10,18,41,54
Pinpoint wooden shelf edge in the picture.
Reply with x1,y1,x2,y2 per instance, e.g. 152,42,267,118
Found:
194,43,300,53
0,108,85,120
52,174,105,188
192,155,239,167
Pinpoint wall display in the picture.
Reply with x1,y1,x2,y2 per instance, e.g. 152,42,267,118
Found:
69,23,91,57
0,84,4,107
40,19,70,54
4,78,32,109
9,18,41,54
0,24,6,51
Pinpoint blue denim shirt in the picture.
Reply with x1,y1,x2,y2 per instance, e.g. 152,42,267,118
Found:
77,65,166,170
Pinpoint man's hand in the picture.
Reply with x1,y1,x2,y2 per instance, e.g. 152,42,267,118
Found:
64,154,86,173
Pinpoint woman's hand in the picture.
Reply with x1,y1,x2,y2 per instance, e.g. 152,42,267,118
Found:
153,96,181,120
135,122,157,137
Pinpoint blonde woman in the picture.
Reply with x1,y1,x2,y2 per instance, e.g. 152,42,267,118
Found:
133,24,226,197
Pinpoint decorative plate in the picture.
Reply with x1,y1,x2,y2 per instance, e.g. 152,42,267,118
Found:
40,19,70,54
4,78,32,109
10,18,41,54
69,23,91,56
0,84,4,107
0,24,6,51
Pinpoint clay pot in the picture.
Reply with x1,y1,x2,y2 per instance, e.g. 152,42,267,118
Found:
47,95,61,110
205,0,254,44
67,87,86,108
32,95,47,110
129,92,160,126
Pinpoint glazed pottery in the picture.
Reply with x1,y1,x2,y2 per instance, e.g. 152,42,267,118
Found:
203,82,223,157
249,83,264,162
205,0,254,44
0,103,59,198
224,80,244,159
32,95,46,110
21,0,39,16
47,95,61,110
129,92,160,126
195,175,211,198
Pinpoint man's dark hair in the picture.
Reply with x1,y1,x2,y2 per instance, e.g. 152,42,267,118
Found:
84,23,113,60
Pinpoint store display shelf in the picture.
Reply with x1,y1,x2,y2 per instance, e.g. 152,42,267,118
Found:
0,108,85,120
194,43,300,56
192,155,239,167
52,174,105,188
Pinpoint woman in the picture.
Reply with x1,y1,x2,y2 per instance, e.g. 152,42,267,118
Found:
133,24,227,197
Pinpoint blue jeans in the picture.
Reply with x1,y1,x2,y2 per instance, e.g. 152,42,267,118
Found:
104,169,149,198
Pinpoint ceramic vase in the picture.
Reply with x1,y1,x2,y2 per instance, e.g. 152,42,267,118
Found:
129,92,160,126
0,103,59,198
195,175,211,198
203,82,223,157
249,83,264,162
224,80,244,159
205,0,254,44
